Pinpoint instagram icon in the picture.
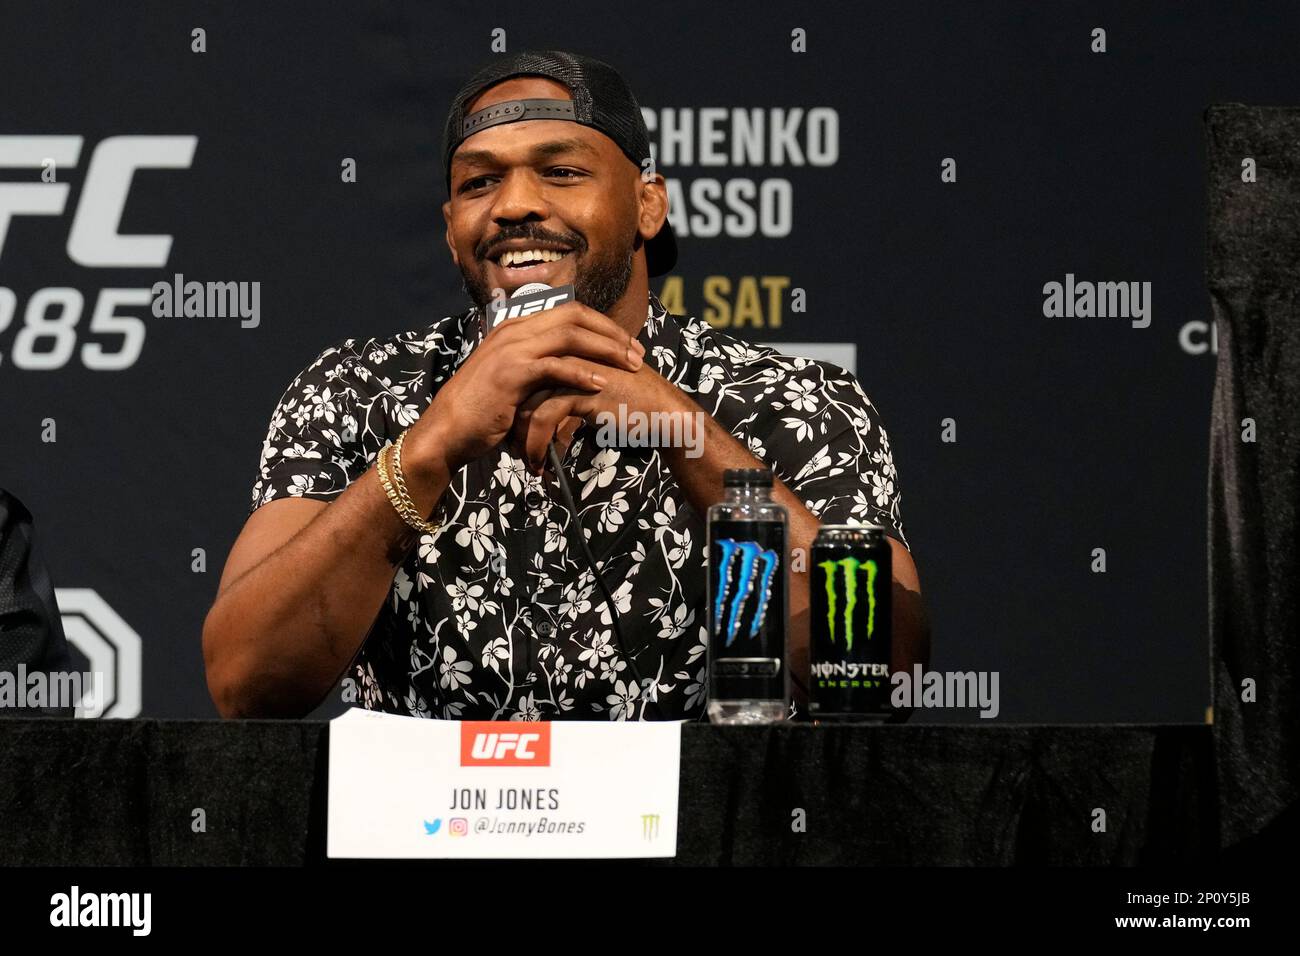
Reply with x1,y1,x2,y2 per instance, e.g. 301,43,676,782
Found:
449,817,469,837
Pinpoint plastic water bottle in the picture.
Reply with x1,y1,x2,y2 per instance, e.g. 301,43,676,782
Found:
706,467,789,724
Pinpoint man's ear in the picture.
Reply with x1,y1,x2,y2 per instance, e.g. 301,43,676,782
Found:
441,199,460,267
637,173,669,243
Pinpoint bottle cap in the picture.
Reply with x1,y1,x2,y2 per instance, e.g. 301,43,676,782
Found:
723,467,773,488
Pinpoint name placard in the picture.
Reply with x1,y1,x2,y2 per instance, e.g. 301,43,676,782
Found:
327,709,682,858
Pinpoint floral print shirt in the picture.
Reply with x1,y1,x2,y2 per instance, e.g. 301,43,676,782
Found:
249,290,908,721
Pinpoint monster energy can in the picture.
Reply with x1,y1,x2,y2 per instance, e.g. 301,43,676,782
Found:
809,524,893,721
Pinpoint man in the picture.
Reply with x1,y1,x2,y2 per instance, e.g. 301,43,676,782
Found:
0,488,74,718
204,50,929,720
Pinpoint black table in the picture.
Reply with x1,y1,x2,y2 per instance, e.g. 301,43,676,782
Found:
0,719,1216,865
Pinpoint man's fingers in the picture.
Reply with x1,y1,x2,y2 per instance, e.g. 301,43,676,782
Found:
529,325,642,372
510,391,573,464
495,302,644,361
522,394,603,472
517,388,554,415
507,388,554,461
512,406,584,469
555,415,583,449
544,415,584,480
503,355,611,397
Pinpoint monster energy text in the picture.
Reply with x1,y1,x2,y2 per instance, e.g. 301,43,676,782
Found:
808,524,893,721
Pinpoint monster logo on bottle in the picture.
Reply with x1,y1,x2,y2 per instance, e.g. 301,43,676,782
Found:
706,468,789,725
809,524,893,721
714,539,780,646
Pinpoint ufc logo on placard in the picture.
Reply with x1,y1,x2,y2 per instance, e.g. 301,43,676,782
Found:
460,722,552,766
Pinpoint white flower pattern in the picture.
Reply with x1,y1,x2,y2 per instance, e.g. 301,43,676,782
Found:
248,291,907,720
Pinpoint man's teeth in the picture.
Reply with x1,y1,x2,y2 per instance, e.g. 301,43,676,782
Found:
499,249,568,268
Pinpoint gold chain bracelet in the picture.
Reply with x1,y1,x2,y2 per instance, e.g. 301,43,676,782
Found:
376,431,440,535
374,441,406,521
393,430,443,534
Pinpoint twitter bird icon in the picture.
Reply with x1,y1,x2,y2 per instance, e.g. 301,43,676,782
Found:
423,819,442,835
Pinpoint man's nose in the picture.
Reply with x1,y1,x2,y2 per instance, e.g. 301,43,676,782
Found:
489,168,549,224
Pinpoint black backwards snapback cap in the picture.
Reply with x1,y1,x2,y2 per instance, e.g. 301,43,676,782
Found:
442,50,677,277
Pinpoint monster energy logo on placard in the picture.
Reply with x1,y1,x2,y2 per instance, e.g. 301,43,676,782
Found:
818,557,879,651
713,539,778,646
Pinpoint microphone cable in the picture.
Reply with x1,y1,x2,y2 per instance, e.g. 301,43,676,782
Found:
547,440,666,721
502,281,666,721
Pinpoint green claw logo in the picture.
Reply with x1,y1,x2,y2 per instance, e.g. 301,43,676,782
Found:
818,557,879,651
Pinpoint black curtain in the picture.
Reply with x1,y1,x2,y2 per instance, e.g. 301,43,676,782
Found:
1206,105,1300,851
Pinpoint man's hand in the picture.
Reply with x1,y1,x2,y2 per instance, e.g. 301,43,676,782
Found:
503,300,931,701
508,346,691,473
412,304,646,475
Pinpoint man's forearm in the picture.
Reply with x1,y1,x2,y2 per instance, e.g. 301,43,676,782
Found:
656,386,930,710
657,398,819,703
203,425,454,717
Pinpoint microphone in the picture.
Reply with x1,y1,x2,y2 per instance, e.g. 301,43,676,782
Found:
494,281,577,471
494,281,573,465
487,281,575,329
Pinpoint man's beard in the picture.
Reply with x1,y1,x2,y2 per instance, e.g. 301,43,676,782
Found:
460,238,636,316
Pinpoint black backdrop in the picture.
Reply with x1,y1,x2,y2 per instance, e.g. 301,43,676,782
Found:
2,1,1288,721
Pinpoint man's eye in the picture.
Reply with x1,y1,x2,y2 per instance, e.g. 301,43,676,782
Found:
459,169,582,193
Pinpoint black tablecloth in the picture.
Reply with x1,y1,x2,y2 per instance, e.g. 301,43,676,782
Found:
0,719,1219,865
